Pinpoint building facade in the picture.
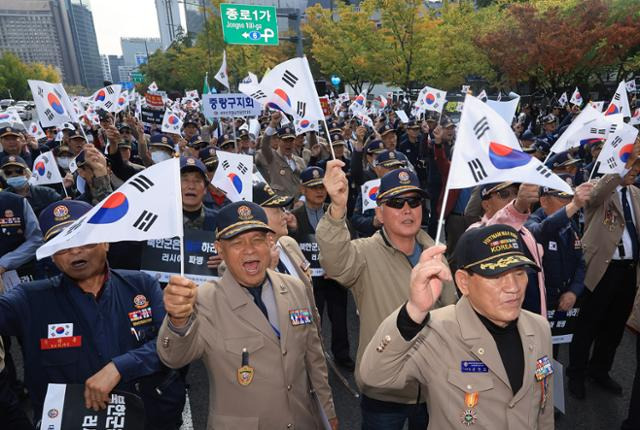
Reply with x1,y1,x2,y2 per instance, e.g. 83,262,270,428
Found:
155,0,181,49
121,37,162,67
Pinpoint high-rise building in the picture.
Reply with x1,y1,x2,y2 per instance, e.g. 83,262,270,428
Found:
121,38,162,67
0,0,66,79
184,1,205,38
61,0,103,89
155,0,181,49
100,54,112,82
107,55,124,83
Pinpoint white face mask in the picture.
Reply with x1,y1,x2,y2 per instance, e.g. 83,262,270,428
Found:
57,157,71,170
151,151,171,164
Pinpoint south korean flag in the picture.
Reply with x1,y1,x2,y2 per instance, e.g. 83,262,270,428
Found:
447,95,573,195
36,158,183,260
211,151,253,202
161,110,183,134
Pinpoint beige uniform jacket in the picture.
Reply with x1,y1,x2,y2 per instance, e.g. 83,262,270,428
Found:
260,135,305,199
360,297,554,430
157,269,335,430
582,174,640,290
316,210,458,403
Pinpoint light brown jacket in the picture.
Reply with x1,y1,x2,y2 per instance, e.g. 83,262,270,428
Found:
157,269,335,430
316,210,458,403
582,174,640,290
360,297,554,430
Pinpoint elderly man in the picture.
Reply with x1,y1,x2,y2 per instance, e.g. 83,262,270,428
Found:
360,224,554,430
158,201,337,430
0,200,186,428
0,127,40,168
318,161,458,429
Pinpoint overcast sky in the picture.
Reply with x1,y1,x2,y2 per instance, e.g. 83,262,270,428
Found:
92,0,185,55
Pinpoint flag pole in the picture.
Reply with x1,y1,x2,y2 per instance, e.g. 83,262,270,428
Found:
321,117,337,160
176,157,185,277
434,185,450,246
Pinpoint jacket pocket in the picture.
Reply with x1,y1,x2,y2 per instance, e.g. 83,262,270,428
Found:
447,368,494,393
210,414,259,430
223,335,265,356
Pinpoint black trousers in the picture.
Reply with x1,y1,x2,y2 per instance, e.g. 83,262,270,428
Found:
0,368,33,430
312,277,350,360
569,261,637,378
622,334,640,430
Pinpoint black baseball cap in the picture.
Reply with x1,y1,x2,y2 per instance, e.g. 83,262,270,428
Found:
539,173,573,198
454,224,539,276
253,182,293,207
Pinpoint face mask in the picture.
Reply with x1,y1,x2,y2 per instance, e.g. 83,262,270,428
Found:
151,151,171,164
57,157,71,170
7,176,28,188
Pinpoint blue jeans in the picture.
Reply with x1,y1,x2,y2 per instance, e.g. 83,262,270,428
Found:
361,395,428,430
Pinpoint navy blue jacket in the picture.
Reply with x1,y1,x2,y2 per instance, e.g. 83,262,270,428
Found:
0,269,185,428
525,207,586,307
351,192,378,238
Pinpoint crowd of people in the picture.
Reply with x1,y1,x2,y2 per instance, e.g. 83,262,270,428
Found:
0,87,639,430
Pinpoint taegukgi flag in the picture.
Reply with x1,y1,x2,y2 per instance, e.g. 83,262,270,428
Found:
447,95,573,194
27,121,46,140
361,179,381,212
28,80,78,128
596,122,639,176
29,152,64,186
36,158,183,260
161,110,183,134
570,87,583,106
215,50,230,89
90,84,122,113
605,81,632,117
211,151,253,202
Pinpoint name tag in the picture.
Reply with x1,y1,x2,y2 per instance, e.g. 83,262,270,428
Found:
40,336,82,350
461,360,488,373
548,241,557,251
289,308,312,326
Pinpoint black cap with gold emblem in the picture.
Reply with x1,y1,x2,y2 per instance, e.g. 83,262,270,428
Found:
149,134,175,152
0,126,22,138
216,201,275,240
453,224,540,276
252,182,293,208
376,168,427,203
300,166,325,187
38,200,92,242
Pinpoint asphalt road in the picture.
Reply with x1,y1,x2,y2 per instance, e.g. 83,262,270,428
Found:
12,292,636,429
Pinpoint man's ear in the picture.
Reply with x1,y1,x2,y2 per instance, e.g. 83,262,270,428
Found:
455,269,471,296
374,205,384,225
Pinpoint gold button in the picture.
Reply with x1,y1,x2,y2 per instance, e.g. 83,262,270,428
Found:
384,335,391,343
282,350,288,356
529,344,534,351
376,346,383,353
467,384,472,390
287,424,293,429
478,348,485,355
287,384,292,391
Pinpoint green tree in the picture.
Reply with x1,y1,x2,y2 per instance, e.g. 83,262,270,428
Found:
0,52,61,100
304,3,388,94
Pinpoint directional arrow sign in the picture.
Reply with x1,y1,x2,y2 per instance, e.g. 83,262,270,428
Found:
220,3,279,46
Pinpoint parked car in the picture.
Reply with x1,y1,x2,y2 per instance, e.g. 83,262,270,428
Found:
0,99,15,109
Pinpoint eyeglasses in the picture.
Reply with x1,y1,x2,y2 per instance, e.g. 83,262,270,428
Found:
3,168,24,176
383,196,423,209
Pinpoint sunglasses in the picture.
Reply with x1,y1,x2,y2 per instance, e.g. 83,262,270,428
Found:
3,168,24,176
383,196,423,209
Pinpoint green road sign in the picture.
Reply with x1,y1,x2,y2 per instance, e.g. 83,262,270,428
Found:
131,72,144,83
220,3,279,46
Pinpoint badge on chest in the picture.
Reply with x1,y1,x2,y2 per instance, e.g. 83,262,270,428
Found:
289,308,312,326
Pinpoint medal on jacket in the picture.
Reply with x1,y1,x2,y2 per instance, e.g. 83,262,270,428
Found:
237,348,254,386
460,392,478,426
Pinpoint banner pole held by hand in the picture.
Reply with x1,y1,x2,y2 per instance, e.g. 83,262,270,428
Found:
434,185,450,246
321,118,337,160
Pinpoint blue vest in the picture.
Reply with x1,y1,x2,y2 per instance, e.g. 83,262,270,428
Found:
0,191,26,257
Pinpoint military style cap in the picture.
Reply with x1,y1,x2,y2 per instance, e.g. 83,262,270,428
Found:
300,166,325,187
180,156,207,181
539,173,573,198
365,139,385,155
39,200,92,242
183,117,200,129
60,122,75,131
454,224,540,276
149,134,175,152
0,126,22,138
441,117,456,128
406,120,421,129
118,141,132,150
0,155,28,170
376,168,427,203
378,124,395,136
253,182,293,207
219,134,235,148
375,150,406,169
542,114,556,124
520,130,535,141
238,129,251,139
480,182,514,200
330,133,346,146
68,129,86,140
187,135,205,148
545,151,581,170
118,123,132,133
199,146,218,164
216,201,275,240
277,126,296,139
